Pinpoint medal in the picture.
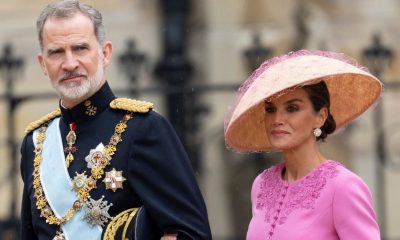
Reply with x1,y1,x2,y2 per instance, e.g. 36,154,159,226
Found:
52,230,65,240
83,196,113,227
64,122,77,167
103,168,126,192
85,143,111,169
72,172,88,191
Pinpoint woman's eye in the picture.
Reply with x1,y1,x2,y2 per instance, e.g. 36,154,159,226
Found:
265,106,276,113
286,105,299,112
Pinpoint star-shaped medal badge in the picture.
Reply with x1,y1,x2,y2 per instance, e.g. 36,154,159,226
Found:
103,168,126,192
85,143,111,169
72,172,88,192
83,196,113,227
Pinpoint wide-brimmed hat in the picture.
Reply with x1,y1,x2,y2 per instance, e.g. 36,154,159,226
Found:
224,50,383,152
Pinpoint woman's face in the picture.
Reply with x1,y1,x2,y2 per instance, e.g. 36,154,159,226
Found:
264,88,327,151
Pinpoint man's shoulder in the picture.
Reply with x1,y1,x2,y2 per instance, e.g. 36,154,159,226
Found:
110,98,153,113
111,98,167,124
24,109,61,134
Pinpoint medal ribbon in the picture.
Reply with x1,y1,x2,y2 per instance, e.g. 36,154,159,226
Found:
33,118,102,240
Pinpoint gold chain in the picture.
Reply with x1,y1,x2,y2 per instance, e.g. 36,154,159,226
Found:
32,112,133,225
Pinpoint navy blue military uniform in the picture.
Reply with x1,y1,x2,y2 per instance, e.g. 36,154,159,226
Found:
20,82,212,239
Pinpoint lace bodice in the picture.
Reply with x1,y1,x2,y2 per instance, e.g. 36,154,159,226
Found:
248,160,379,240
256,160,340,225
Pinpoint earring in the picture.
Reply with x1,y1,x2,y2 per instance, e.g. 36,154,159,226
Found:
313,128,322,137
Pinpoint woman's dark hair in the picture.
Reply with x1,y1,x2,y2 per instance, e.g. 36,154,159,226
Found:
303,81,336,141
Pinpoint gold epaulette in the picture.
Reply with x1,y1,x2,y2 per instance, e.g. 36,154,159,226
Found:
110,98,153,113
24,109,61,134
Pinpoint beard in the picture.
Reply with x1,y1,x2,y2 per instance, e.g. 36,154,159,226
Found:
52,52,104,103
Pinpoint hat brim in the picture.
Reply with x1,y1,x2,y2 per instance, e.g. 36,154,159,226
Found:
225,54,382,152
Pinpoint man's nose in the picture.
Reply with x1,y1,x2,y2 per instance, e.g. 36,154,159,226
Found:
62,52,79,71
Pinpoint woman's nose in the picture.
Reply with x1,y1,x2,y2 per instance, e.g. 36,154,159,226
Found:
272,110,285,126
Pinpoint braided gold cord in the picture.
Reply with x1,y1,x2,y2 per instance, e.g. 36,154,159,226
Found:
25,109,61,133
110,98,153,113
122,208,140,240
103,208,138,240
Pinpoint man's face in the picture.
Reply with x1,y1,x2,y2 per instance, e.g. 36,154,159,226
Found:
38,12,112,108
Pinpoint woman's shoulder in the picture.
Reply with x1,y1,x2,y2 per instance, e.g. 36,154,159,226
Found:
329,160,365,180
327,160,371,192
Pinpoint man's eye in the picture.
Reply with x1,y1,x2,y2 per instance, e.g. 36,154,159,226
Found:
77,46,88,51
48,50,62,56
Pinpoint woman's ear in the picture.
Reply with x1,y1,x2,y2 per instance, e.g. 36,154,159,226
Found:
315,107,328,128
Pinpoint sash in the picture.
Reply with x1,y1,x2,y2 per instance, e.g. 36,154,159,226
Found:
33,118,103,240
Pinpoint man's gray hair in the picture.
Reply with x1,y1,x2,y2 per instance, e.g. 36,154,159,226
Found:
37,0,105,51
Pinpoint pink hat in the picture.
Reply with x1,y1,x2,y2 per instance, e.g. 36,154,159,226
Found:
224,50,383,152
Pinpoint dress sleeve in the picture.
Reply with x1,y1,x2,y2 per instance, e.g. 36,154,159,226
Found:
332,171,380,240
20,135,38,240
127,112,212,240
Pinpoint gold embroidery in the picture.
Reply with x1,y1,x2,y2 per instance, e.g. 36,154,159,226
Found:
122,207,140,239
84,100,97,116
85,105,97,116
103,208,139,240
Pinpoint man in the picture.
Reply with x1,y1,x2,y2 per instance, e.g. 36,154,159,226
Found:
20,1,212,239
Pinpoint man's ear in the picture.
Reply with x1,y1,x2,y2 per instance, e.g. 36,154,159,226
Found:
101,41,112,67
37,53,48,76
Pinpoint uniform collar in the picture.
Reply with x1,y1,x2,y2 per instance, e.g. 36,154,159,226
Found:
60,82,115,125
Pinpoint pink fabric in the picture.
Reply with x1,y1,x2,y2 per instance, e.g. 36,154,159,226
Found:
247,160,380,240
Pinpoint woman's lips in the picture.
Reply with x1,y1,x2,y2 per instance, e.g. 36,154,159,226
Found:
271,130,289,136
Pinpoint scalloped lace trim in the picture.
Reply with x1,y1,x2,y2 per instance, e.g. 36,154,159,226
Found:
256,160,340,225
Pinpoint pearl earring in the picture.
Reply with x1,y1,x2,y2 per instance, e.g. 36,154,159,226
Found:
313,128,322,137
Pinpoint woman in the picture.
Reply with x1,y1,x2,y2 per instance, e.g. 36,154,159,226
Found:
224,50,381,239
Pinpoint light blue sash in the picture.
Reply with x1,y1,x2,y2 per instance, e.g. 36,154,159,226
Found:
33,118,102,240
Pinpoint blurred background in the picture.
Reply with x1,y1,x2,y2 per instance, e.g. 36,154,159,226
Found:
0,0,400,239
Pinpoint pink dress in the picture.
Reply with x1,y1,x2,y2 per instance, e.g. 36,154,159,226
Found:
246,160,380,240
